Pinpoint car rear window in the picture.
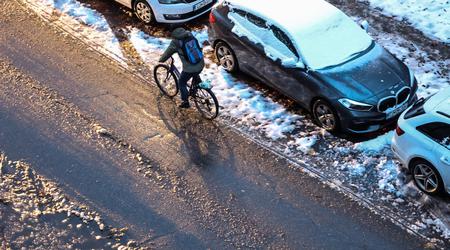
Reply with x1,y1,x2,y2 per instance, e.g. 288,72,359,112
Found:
417,122,450,147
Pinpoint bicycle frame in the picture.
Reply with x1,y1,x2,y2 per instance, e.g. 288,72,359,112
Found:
166,57,202,94
156,57,219,119
167,57,180,78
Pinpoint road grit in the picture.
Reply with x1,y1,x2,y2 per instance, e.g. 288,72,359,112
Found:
0,153,138,249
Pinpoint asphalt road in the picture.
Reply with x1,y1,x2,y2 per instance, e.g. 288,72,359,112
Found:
0,0,430,249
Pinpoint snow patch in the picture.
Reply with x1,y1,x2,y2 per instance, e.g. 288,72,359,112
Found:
424,217,450,238
354,131,394,153
375,158,399,193
24,0,124,62
204,66,303,140
361,0,450,43
288,136,318,154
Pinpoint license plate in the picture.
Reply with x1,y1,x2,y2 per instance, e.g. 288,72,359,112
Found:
194,0,212,11
386,102,408,119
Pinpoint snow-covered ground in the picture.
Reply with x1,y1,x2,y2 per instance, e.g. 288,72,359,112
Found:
23,0,124,63
360,0,450,43
20,0,450,243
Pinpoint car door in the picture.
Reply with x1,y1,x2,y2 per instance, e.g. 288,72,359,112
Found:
417,122,450,167
259,24,312,104
226,9,273,83
435,141,450,167
227,9,313,105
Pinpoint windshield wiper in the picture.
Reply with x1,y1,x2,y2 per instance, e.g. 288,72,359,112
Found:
318,41,376,70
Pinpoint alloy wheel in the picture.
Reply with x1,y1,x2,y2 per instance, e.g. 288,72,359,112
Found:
135,2,152,23
413,163,439,193
315,103,336,130
216,45,235,71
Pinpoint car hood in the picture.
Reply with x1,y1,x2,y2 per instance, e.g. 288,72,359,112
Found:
315,44,410,103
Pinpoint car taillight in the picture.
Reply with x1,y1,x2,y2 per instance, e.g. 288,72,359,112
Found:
209,11,216,23
395,125,405,136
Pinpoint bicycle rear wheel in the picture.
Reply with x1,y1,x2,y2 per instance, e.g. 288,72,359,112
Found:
193,88,219,120
154,64,178,98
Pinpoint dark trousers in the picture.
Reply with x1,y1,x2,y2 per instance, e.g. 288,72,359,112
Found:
179,71,202,102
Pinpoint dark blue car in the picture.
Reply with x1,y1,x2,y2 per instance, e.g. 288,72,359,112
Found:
208,0,418,133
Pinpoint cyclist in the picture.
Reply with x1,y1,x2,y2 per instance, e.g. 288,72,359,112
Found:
159,27,205,109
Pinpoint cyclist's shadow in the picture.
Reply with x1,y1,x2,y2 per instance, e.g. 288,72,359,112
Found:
155,94,235,171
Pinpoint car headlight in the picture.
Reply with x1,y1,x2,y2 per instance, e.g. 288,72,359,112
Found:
158,0,184,4
338,98,374,111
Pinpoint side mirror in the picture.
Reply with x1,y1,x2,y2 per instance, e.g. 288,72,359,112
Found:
360,20,369,32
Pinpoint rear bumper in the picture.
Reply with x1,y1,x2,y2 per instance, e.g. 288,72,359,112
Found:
154,0,216,23
391,137,408,165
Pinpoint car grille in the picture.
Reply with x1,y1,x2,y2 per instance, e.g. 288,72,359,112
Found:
397,87,410,104
378,87,411,112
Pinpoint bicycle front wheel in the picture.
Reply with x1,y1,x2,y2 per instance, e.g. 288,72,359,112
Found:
154,64,179,98
193,88,219,120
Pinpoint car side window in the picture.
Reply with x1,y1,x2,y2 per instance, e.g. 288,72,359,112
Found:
234,9,247,18
232,9,267,28
228,8,301,67
246,12,267,28
270,25,299,58
417,122,450,147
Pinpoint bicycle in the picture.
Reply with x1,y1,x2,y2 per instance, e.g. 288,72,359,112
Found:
153,56,220,120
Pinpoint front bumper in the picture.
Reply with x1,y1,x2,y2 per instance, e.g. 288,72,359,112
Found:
154,0,216,23
337,94,418,134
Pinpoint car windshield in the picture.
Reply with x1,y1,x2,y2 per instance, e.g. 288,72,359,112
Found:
295,12,373,70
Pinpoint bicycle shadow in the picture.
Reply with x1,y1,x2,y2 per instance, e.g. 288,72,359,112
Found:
155,94,235,170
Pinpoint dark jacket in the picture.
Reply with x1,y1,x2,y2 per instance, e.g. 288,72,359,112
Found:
159,28,205,73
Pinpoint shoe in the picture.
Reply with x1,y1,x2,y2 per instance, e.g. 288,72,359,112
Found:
179,101,190,109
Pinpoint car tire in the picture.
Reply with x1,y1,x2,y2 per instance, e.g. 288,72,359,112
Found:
214,41,238,73
134,0,154,24
312,99,340,132
410,159,444,195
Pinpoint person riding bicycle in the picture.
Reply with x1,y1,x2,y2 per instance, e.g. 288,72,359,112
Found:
159,27,205,109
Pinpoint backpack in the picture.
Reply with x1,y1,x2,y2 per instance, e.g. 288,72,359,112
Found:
179,36,204,65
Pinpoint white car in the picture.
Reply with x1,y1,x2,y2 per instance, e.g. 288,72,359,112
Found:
114,0,216,23
392,87,450,195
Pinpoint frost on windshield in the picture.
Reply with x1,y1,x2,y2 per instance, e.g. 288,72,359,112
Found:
228,11,301,68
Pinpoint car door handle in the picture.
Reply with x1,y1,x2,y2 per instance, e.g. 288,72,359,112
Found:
441,156,450,165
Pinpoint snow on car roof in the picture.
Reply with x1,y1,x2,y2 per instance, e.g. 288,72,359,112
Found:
225,0,373,69
225,0,341,34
